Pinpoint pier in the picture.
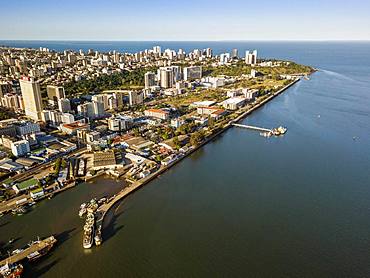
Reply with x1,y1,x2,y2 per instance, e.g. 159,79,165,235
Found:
231,123,272,133
0,236,56,266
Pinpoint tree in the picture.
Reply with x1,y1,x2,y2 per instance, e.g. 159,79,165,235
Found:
190,131,205,146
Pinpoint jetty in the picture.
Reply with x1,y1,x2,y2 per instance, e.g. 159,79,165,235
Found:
0,236,56,266
231,123,272,133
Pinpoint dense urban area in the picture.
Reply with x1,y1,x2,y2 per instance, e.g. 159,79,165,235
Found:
0,44,313,277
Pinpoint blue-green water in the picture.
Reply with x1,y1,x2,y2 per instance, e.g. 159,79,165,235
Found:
0,42,370,277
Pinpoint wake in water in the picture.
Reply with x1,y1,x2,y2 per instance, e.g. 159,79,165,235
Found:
320,69,356,82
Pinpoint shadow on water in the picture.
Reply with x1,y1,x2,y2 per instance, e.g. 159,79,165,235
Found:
0,221,10,228
101,202,127,243
55,228,76,245
25,259,60,278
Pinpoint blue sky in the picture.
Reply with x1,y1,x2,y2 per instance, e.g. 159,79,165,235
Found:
1,0,370,40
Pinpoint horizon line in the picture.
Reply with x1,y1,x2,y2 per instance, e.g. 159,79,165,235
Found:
1,39,370,42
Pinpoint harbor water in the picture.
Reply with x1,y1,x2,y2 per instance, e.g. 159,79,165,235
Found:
0,41,370,277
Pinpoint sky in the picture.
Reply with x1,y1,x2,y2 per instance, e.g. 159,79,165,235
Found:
1,0,370,41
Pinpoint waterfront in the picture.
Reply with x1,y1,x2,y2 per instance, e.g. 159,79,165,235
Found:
1,42,370,277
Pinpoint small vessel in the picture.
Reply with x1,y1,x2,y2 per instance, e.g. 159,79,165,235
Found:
48,194,54,200
12,206,27,216
8,238,15,244
260,131,272,138
0,263,23,278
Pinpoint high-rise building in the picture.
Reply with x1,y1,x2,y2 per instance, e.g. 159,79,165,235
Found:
144,72,156,88
205,48,213,58
128,91,144,106
220,53,230,64
183,66,202,81
231,48,239,59
159,68,174,88
20,77,43,121
47,85,65,103
0,82,12,98
58,98,71,113
245,50,258,65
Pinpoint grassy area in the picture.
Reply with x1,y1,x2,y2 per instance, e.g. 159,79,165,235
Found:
165,89,227,107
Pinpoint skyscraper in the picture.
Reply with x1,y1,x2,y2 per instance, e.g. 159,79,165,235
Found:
20,77,43,121
159,68,174,88
245,50,258,65
47,85,65,103
183,66,202,81
231,48,239,58
144,72,156,88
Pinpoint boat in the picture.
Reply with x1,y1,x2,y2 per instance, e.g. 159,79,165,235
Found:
78,207,87,218
83,213,95,249
94,225,102,246
12,206,27,216
83,225,94,249
48,194,54,200
260,131,272,138
8,238,15,244
0,263,23,278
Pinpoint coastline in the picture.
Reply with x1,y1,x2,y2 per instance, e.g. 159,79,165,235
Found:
98,77,302,235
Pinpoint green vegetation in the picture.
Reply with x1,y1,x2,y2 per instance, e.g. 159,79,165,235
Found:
205,60,312,77
64,67,157,96
190,130,205,146
0,107,17,121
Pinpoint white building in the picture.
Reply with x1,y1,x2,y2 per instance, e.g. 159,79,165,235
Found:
221,97,246,110
108,115,133,131
183,66,202,81
245,50,258,65
11,140,30,157
58,98,71,113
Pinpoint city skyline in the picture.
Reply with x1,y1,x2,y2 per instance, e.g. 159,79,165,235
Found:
1,0,370,41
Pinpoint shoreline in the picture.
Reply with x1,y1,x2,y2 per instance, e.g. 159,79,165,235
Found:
98,77,302,236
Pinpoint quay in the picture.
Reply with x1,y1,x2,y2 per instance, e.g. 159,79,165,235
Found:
97,77,302,243
232,123,272,133
0,236,57,266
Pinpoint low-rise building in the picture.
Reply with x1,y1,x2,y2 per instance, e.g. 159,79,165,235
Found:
221,97,246,110
144,109,169,120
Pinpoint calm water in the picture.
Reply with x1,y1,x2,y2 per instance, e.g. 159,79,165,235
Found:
1,42,370,277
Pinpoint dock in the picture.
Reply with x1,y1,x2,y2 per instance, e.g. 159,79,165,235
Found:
231,123,272,133
0,236,56,266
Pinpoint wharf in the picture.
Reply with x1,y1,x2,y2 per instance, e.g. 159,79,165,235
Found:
0,236,56,266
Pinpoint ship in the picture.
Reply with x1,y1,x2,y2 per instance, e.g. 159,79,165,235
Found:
0,263,23,278
83,213,95,249
26,243,54,262
94,225,102,246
